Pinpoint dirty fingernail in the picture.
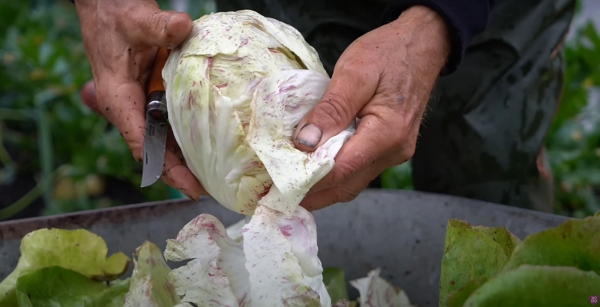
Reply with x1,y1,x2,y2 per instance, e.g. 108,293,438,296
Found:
296,124,322,148
182,191,198,201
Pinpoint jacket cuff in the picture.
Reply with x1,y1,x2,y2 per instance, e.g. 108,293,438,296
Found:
381,0,492,75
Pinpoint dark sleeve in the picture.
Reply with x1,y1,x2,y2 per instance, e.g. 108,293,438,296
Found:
381,0,497,75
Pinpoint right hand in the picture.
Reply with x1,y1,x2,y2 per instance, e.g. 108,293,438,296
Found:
75,0,206,200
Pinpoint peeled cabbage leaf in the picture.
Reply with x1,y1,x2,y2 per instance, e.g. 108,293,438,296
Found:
15,266,129,307
226,218,247,242
163,10,355,217
164,214,249,307
349,269,415,307
163,205,331,307
242,205,331,307
123,241,179,307
0,228,130,306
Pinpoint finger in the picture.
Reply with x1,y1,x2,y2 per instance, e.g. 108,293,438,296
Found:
161,133,206,200
96,78,147,162
292,58,379,151
95,76,205,199
120,3,193,49
300,155,397,211
80,80,102,114
309,104,410,192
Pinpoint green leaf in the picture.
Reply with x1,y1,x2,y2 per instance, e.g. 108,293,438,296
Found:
502,215,600,274
439,219,521,307
0,228,131,306
446,278,488,307
15,266,130,307
123,241,179,307
462,265,600,307
380,163,413,190
322,267,349,304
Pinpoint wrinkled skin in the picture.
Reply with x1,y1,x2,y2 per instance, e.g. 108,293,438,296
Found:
76,2,449,209
292,6,450,210
74,0,205,199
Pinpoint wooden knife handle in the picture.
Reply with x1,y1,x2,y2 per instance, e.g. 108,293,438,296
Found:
146,48,170,95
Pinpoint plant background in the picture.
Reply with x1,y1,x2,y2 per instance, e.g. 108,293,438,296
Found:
0,0,599,221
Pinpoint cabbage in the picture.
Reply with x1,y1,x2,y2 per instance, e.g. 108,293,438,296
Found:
0,228,130,306
161,10,358,306
123,241,179,307
162,205,330,306
163,10,355,217
350,269,416,307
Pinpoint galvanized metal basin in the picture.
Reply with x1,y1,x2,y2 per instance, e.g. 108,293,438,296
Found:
0,189,570,306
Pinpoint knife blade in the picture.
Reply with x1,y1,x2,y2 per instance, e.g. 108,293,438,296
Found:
141,48,170,187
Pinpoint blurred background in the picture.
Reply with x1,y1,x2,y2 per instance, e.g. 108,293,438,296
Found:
0,0,598,221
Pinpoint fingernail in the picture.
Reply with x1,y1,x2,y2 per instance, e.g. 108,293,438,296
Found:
180,189,197,201
186,194,199,201
295,123,322,148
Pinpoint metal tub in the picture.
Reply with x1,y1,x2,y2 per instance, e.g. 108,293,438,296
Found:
0,190,569,306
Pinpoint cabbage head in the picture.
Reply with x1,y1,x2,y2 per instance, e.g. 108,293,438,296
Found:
163,10,355,217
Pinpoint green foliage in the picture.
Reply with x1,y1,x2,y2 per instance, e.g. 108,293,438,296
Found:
440,216,600,307
15,266,130,307
0,2,174,219
380,162,413,190
0,0,597,219
546,21,600,218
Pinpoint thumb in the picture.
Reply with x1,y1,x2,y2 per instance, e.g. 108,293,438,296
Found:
293,64,378,152
120,3,193,49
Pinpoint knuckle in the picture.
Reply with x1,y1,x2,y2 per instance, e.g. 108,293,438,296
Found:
127,140,144,163
403,144,416,160
333,159,362,183
315,94,353,129
151,12,169,35
335,57,366,75
334,186,360,203
387,145,415,167
387,126,415,153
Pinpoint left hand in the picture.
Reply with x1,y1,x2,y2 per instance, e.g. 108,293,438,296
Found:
74,0,206,200
293,5,451,210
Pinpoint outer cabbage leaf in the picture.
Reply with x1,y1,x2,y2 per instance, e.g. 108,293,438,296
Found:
462,265,600,306
123,241,179,307
242,205,331,307
226,218,248,242
248,69,353,215
164,214,249,307
0,228,130,306
164,206,331,307
14,266,129,307
349,269,415,307
439,219,520,307
322,267,349,304
446,278,488,307
163,10,355,217
501,215,600,274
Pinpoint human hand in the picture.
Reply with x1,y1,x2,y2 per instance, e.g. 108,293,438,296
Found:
75,0,205,199
293,5,451,210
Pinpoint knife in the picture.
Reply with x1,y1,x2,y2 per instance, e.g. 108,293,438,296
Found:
141,48,170,187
